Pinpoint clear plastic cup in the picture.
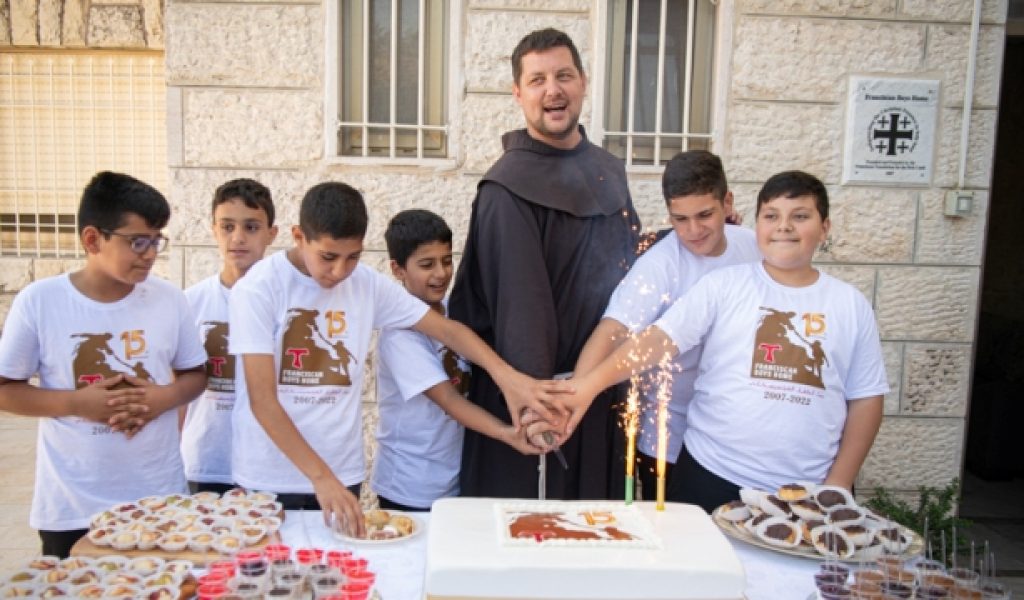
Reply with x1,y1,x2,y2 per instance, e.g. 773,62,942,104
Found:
312,574,344,597
849,581,883,599
979,581,1010,599
197,582,229,600
949,568,980,590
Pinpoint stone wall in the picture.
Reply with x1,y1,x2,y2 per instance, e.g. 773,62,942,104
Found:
0,0,1009,499
0,0,164,48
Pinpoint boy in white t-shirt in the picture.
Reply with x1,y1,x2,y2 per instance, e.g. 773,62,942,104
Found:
373,210,540,512
181,178,279,494
534,171,887,512
573,151,760,500
0,171,207,557
229,182,567,537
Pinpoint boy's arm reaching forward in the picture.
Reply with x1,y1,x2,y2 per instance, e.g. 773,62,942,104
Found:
242,354,365,538
424,381,540,456
823,395,883,490
412,310,571,429
529,324,680,446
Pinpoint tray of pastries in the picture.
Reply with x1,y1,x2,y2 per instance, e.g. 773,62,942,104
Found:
712,483,923,563
1,553,196,599
71,488,283,565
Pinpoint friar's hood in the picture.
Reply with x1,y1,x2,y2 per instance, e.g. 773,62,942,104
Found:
480,127,629,218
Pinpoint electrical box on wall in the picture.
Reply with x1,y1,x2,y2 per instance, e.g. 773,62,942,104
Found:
945,190,974,218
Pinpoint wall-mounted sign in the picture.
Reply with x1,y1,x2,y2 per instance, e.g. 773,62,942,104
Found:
842,76,939,185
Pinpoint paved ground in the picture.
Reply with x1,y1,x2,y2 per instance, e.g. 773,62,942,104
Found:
0,413,37,574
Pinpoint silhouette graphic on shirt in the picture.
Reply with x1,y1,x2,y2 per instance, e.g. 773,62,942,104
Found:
750,307,826,389
71,332,152,389
442,347,471,396
279,308,356,386
200,321,234,392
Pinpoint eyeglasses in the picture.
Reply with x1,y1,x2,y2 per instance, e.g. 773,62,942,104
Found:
100,230,170,254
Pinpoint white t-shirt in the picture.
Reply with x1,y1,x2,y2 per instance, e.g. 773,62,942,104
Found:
228,251,430,493
181,275,235,484
655,262,889,491
371,308,470,508
603,225,760,460
0,274,206,530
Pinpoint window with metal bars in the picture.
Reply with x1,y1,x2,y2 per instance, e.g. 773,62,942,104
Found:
601,0,717,169
0,51,167,257
333,0,451,162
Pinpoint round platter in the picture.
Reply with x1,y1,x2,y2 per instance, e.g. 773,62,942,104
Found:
712,504,924,563
333,511,423,545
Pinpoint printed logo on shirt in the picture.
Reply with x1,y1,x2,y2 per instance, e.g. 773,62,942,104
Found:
71,331,154,389
441,347,471,396
200,320,235,393
279,307,357,386
750,307,828,390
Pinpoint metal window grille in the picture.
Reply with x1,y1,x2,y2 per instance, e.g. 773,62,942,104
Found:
0,51,167,257
337,0,449,160
601,0,717,168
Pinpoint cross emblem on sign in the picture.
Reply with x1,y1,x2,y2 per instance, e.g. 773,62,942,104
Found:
873,112,914,156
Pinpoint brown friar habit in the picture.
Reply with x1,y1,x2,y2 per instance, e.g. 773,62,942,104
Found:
449,128,642,499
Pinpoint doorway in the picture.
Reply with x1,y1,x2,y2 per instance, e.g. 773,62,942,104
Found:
960,26,1024,583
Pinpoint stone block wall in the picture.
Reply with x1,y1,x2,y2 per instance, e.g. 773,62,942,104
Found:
0,0,164,48
0,0,1008,501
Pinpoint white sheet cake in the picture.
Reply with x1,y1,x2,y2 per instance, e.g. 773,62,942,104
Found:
425,498,746,600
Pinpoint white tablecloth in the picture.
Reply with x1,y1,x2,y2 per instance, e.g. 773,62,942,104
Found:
278,510,822,600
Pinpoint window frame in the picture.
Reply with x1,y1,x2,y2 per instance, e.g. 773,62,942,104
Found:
0,48,167,258
324,0,462,168
591,0,734,173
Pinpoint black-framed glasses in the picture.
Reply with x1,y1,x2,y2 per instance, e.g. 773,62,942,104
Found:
100,230,169,254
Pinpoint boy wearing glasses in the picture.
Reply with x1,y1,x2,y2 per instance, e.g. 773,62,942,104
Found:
0,171,207,557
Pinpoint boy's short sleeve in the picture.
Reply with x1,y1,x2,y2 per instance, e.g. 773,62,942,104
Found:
0,289,41,380
171,288,208,370
228,273,278,355
371,271,431,331
378,328,448,402
843,298,890,401
653,272,721,356
604,238,676,332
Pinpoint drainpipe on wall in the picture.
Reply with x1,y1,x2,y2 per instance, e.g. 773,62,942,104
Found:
945,0,985,216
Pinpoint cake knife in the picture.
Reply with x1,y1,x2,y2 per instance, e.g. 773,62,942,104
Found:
542,432,569,470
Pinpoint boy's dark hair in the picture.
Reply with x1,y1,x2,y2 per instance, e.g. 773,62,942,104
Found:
511,28,585,85
384,209,453,266
661,150,728,204
78,171,170,234
756,170,829,219
212,178,275,226
299,182,368,240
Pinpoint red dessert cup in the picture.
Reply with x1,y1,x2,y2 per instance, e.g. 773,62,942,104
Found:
264,544,291,561
197,571,229,587
341,557,369,576
346,570,376,587
197,582,228,600
340,582,371,600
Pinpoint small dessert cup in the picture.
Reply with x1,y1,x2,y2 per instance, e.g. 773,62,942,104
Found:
949,568,980,589
979,581,1010,599
817,583,852,599
311,574,344,597
917,585,953,598
848,581,883,599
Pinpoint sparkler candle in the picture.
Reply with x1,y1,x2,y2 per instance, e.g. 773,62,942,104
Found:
655,355,673,511
624,377,641,504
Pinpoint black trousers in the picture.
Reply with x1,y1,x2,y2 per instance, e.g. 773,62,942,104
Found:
188,481,236,495
39,528,88,559
377,495,430,512
276,484,362,511
665,444,740,513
